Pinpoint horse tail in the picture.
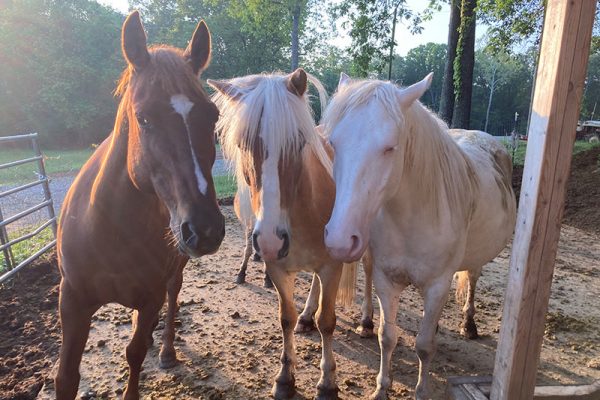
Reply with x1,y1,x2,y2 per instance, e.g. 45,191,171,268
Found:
337,262,358,307
455,270,469,306
234,183,254,226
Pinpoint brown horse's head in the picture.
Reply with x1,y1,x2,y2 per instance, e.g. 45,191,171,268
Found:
116,11,224,257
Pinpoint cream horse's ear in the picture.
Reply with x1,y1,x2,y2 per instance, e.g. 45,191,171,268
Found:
338,72,351,89
207,79,243,100
398,72,433,108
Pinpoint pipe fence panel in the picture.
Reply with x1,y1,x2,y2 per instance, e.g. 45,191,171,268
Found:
0,133,57,284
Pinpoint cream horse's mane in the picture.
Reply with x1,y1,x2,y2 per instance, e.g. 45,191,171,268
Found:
212,72,332,182
322,79,479,222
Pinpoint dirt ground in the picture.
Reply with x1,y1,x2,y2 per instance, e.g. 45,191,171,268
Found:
1,148,600,400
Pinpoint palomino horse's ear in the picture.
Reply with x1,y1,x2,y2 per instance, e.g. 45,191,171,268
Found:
207,79,243,100
184,20,211,75
398,72,433,108
122,11,150,70
338,72,351,89
287,68,307,96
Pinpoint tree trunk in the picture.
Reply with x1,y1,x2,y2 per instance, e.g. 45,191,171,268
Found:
291,0,301,71
484,64,497,132
439,0,461,124
451,0,477,129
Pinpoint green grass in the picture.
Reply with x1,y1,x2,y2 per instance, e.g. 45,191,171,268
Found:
0,148,94,185
502,139,600,166
0,225,54,274
214,174,237,198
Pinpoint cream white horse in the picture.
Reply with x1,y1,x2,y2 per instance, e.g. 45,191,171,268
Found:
322,73,516,399
210,69,370,399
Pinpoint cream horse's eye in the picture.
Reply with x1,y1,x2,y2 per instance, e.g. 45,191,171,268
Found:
384,146,397,155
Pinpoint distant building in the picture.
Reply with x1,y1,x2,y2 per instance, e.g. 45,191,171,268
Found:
576,120,600,140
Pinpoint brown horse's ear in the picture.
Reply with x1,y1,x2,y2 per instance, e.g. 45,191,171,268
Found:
287,68,307,96
184,20,211,75
122,11,150,70
207,79,242,100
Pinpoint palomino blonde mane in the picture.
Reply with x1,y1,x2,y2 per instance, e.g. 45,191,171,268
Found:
212,72,332,181
322,79,479,222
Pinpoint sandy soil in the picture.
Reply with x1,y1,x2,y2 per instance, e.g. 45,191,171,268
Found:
20,205,598,400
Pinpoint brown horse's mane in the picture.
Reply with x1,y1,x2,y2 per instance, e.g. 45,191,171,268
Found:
91,46,209,203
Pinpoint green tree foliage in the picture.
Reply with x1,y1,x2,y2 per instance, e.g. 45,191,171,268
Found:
389,43,446,110
0,0,124,147
332,0,432,77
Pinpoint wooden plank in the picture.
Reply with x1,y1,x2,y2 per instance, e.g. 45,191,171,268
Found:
490,1,597,400
447,381,600,400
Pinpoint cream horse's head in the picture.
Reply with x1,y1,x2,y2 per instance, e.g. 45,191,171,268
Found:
323,73,433,262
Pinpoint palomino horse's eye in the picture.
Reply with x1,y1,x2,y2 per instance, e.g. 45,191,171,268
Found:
136,114,152,129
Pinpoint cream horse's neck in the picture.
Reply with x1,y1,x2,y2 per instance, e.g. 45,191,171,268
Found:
390,103,478,226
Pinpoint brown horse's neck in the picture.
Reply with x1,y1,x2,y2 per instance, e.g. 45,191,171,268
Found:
90,128,162,221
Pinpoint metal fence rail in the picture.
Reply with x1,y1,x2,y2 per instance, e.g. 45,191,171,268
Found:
0,133,57,284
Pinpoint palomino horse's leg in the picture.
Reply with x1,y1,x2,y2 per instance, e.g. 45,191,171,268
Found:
315,266,343,400
123,301,163,400
295,273,319,333
268,267,298,399
371,269,404,400
236,225,253,284
357,253,375,338
159,264,184,369
55,280,97,400
263,265,273,288
460,269,481,339
414,276,453,400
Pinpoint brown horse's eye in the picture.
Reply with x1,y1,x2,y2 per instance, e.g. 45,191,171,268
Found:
136,113,152,129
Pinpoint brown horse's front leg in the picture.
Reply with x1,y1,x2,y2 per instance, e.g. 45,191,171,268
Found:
124,301,163,400
55,280,97,400
268,267,298,400
315,266,343,400
159,265,184,369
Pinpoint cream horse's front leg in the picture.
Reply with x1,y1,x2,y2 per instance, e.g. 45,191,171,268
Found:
371,268,404,400
268,266,298,399
415,275,453,400
315,265,343,400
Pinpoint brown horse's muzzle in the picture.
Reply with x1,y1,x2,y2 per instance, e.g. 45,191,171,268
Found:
178,211,225,257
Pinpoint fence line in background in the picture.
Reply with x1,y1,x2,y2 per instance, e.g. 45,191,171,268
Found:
0,133,57,284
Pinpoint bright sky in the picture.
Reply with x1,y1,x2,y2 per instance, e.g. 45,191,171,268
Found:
97,0,484,56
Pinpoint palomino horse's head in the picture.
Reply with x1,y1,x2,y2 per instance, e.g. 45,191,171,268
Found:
322,73,433,262
116,12,225,257
209,69,330,262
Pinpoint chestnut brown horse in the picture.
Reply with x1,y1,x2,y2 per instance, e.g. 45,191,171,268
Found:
55,12,224,400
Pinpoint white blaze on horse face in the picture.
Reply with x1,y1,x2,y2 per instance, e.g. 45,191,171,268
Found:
170,94,208,195
254,148,286,262
326,102,399,261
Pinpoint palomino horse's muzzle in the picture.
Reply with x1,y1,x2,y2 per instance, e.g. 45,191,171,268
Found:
253,228,290,261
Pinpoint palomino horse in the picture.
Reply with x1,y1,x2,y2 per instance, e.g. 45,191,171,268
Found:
233,181,272,287
210,69,369,399
323,73,516,399
55,12,224,400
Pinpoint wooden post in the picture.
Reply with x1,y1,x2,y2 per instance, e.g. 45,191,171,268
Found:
490,1,597,400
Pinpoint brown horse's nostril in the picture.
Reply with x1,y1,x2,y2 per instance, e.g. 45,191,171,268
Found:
180,221,199,249
350,234,361,254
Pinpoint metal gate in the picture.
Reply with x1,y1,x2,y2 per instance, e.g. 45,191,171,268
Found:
0,133,57,284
